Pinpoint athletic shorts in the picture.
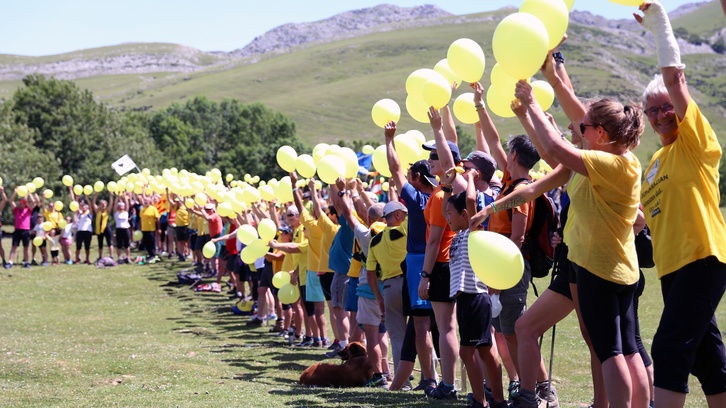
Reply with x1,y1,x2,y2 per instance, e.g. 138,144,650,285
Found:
75,230,92,251
210,234,222,258
12,229,30,247
226,253,239,272
428,262,454,303
195,234,210,252
96,228,113,248
176,226,190,241
116,228,130,249
548,260,573,300
331,273,349,309
319,272,334,301
305,271,324,302
456,292,494,347
406,253,432,310
259,260,274,288
357,296,383,327
345,277,359,312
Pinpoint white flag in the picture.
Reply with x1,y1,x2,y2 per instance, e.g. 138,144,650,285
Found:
111,154,137,176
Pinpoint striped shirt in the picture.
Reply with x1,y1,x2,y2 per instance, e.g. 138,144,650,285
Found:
449,229,488,298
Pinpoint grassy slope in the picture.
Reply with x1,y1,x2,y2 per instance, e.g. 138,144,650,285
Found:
671,1,725,37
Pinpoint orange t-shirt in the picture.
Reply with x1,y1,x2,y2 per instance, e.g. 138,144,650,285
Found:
423,185,455,263
488,170,534,236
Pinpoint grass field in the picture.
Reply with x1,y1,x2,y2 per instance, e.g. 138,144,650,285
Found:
1,235,724,408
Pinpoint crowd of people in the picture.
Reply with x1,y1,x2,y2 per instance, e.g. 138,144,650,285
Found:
0,3,723,408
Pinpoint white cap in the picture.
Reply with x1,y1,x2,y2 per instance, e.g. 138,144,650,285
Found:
383,201,408,217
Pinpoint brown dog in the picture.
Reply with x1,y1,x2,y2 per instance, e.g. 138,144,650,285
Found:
299,342,375,387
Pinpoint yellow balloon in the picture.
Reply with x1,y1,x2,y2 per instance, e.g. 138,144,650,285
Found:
276,176,294,203
316,155,345,185
17,185,28,197
226,173,234,182
486,84,517,119
210,168,222,182
520,0,569,50
405,68,438,97
33,236,44,247
0,177,2,186
405,94,430,124
278,283,300,304
276,146,298,172
202,241,217,259
335,147,360,179
608,0,643,5
259,185,275,202
257,219,277,242
406,130,426,147
194,192,208,207
141,168,151,177
54,201,64,212
69,201,79,212
372,145,392,178
272,271,291,289
107,181,118,193
492,12,549,80
57,219,67,229
531,80,555,112
382,182,390,192
452,93,479,125
371,98,401,128
394,134,420,167
490,63,520,92
217,201,233,217
133,230,143,241
295,154,316,179
446,38,486,83
236,224,258,245
468,230,525,290
133,185,143,195
247,238,270,258
26,183,36,194
564,0,575,11
240,246,257,264
32,177,44,189
184,198,195,209
312,143,329,166
41,221,52,232
94,181,105,193
433,59,461,89
422,72,452,109
83,185,93,196
43,189,53,199
362,145,375,155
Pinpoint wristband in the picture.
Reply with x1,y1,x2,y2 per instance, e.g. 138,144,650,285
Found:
552,52,565,64
490,202,498,213
337,191,345,197
441,186,453,193
474,104,484,109
351,194,360,199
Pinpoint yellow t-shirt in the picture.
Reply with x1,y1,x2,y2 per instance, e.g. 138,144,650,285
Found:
641,100,726,277
175,206,189,227
318,213,340,273
366,216,409,281
94,210,109,234
347,238,363,278
43,209,62,229
140,205,160,232
564,150,641,285
300,209,323,272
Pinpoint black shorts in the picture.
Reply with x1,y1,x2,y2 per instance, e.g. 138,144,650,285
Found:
226,253,239,272
259,261,274,288
456,292,494,347
116,228,130,249
548,260,573,300
236,261,251,282
428,262,454,303
12,229,30,247
76,231,92,251
97,228,113,248
320,272,334,301
195,234,210,251
176,226,190,241
299,285,315,317
50,250,59,257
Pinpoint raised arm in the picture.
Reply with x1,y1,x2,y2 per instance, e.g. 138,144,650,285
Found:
441,104,458,145
335,178,360,229
635,1,689,119
9,188,17,209
290,172,305,217
384,121,407,191
0,187,7,212
474,122,491,155
309,179,322,219
352,179,371,225
428,107,466,194
91,192,99,214
472,82,507,170
511,100,559,168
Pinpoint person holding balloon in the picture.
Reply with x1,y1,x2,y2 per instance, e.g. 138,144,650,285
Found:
6,188,33,268
73,200,94,265
112,192,132,263
634,2,726,407
47,228,61,266
31,213,50,266
60,216,74,265
91,192,115,261
137,192,161,264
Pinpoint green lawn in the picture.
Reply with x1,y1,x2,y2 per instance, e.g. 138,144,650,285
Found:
0,236,722,407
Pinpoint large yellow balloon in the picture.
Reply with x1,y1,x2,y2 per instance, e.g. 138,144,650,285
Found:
316,155,345,185
295,154,316,179
32,177,44,189
54,201,64,212
276,146,298,172
405,94,430,124
433,59,461,89
490,63,520,91
217,201,233,217
33,236,44,247
468,230,525,290
276,176,294,203
236,224,258,245
453,93,479,125
202,241,217,259
17,185,28,197
531,80,556,112
447,38,486,83
406,130,426,147
609,0,644,5
335,147,360,179
394,134,420,167
83,185,93,196
257,218,277,242
492,12,549,80
371,99,401,128
520,0,569,50
194,192,208,207
362,145,375,155
564,0,575,11
487,84,517,119
43,189,53,199
69,201,79,212
184,198,195,209
107,181,118,193
272,271,291,289
247,238,270,258
422,72,452,109
372,145,392,178
26,183,36,194
259,185,275,201
62,175,73,187
405,68,438,97
240,246,258,264
278,283,300,304
312,143,329,166
94,181,105,193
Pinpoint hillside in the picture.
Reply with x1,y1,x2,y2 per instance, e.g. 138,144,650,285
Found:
0,1,724,165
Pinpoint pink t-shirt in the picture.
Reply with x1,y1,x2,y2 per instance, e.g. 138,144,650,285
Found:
13,206,31,230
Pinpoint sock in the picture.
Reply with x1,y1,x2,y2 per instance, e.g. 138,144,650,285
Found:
441,381,454,390
338,340,348,348
313,337,321,342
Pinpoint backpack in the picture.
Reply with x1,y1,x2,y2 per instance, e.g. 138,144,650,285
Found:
503,178,558,279
635,224,655,269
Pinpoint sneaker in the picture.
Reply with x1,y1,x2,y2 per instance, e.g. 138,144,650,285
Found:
4,262,12,269
311,340,322,348
324,343,344,358
413,378,437,391
321,338,332,348
509,380,521,401
295,336,314,347
65,260,73,265
536,381,559,408
267,313,278,321
246,317,264,326
40,261,49,266
326,339,339,350
490,400,510,408
365,373,388,388
425,383,458,400
466,396,486,408
511,389,538,408
269,320,284,333
31,260,38,266
23,262,30,269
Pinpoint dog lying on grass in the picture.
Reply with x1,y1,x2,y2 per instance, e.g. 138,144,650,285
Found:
299,342,375,387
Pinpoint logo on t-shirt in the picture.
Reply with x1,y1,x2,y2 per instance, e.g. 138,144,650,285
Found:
645,159,659,185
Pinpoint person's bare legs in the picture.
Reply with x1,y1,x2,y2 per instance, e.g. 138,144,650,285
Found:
413,315,436,381
326,300,338,342
349,312,364,342
431,301,458,387
478,343,506,403
625,353,649,407
363,324,383,373
314,301,327,341
494,329,518,384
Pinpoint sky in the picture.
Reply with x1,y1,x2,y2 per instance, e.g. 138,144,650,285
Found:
0,0,703,56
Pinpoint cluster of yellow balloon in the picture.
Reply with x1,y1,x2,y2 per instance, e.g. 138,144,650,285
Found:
278,143,360,188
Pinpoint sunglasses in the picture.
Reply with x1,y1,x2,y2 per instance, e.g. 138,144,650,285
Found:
644,103,674,118
428,152,439,161
286,213,296,217
579,123,598,134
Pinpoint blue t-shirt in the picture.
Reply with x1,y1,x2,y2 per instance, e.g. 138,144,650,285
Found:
400,183,430,254
328,216,353,274
476,185,501,230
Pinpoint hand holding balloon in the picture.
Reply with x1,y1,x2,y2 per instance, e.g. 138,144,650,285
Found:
470,82,485,106
515,80,535,106
427,106,443,131
384,121,397,140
